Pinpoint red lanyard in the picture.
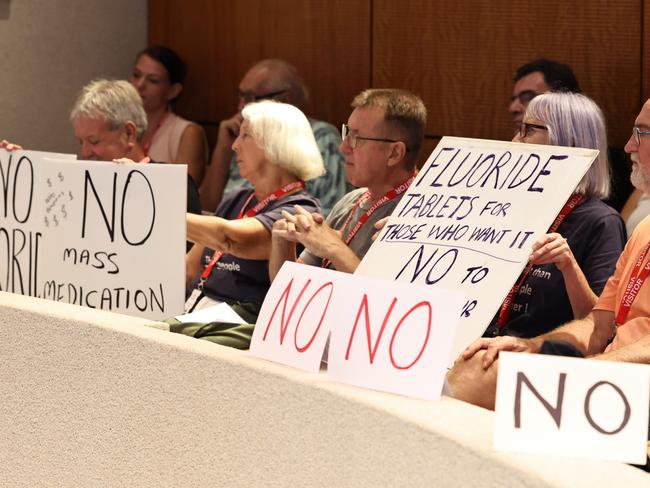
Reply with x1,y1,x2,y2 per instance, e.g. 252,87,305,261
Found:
321,172,416,268
198,180,305,288
497,193,585,327
615,240,650,325
143,110,170,157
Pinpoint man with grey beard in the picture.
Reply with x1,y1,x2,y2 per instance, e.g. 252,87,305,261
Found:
624,135,650,235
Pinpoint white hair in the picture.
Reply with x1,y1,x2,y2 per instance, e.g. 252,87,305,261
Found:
70,79,148,140
241,100,324,181
525,92,610,198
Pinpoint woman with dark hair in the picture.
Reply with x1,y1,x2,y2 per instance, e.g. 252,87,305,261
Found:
130,45,208,185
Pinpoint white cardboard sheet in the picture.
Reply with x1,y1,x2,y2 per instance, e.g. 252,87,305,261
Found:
0,150,186,319
494,352,650,465
356,137,597,359
250,261,465,400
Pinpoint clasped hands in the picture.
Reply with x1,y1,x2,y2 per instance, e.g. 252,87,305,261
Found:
460,335,540,370
273,204,342,258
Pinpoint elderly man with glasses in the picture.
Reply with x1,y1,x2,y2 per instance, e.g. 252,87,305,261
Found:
269,88,427,277
199,58,347,215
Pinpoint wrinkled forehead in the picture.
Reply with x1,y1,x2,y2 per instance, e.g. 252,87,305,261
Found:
522,116,547,127
513,71,550,96
348,105,388,133
239,65,277,93
73,114,111,135
636,99,650,128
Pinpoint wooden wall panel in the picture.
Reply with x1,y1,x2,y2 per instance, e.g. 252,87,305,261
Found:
149,0,371,141
149,1,647,152
644,0,650,106
148,0,217,123
420,137,440,168
373,0,642,148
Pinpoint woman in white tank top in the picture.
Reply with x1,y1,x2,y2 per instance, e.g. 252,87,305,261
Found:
130,45,208,185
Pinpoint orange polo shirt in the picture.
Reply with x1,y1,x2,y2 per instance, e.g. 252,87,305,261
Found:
594,216,650,352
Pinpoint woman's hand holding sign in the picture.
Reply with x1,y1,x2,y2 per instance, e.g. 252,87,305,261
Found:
530,233,574,270
530,232,597,319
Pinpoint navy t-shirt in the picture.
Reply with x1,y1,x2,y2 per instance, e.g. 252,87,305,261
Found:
189,187,320,307
484,197,626,338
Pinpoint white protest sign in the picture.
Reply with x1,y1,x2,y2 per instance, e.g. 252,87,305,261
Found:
494,352,650,465
326,270,465,400
0,150,186,320
250,261,466,400
250,262,337,372
356,137,597,359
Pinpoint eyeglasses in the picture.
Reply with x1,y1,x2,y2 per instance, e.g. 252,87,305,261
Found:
511,90,540,105
519,122,548,139
633,127,650,146
341,123,407,150
237,88,287,104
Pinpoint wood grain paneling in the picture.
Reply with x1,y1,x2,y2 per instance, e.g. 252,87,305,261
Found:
419,137,441,168
149,0,371,136
643,0,650,107
150,1,646,150
148,0,217,122
373,0,642,147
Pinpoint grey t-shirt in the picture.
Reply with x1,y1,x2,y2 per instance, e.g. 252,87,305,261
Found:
300,187,404,269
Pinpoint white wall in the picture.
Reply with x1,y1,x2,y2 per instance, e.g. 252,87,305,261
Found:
1,292,649,487
0,0,147,153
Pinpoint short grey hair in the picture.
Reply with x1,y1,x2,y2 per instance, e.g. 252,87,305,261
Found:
241,100,324,181
70,79,148,140
351,88,427,169
525,92,610,198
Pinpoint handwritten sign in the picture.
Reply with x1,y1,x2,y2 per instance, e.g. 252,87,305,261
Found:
250,262,337,372
356,137,597,358
494,352,650,465
0,150,186,320
250,261,465,400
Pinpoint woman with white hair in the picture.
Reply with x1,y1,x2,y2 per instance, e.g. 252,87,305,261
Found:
483,91,626,339
182,100,324,332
